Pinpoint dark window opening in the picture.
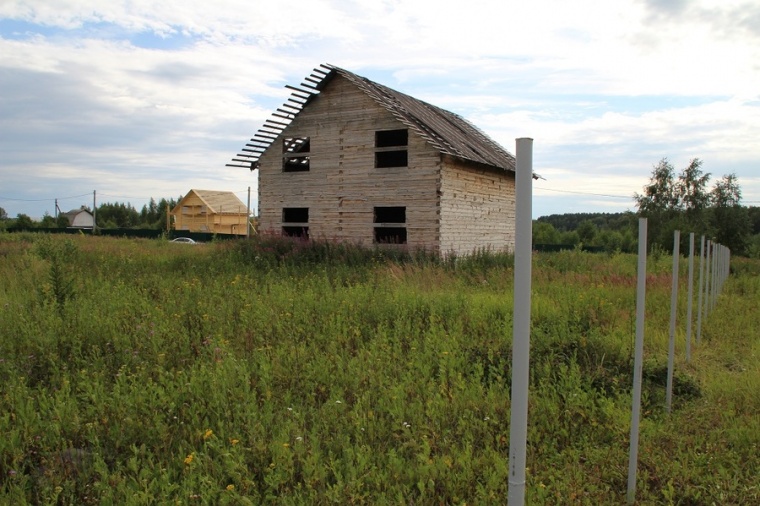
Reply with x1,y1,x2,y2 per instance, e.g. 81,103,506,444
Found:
375,129,408,168
375,150,408,168
283,157,310,172
374,227,407,244
283,136,310,172
375,129,408,148
374,206,406,244
374,206,406,224
282,226,309,239
282,207,309,223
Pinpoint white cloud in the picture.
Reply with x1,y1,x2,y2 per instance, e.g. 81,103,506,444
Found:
1,0,759,219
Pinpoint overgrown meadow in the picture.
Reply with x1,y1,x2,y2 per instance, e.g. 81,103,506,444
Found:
0,234,757,505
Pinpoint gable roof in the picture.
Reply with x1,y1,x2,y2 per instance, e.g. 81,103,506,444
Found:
228,64,516,173
63,207,92,220
172,190,247,215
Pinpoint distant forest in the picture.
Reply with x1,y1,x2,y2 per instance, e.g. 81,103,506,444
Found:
3,201,759,258
535,207,760,258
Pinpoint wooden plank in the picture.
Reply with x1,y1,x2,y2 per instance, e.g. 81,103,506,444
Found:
285,85,313,97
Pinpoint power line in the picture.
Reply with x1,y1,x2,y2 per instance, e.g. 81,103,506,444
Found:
0,192,92,202
534,186,632,199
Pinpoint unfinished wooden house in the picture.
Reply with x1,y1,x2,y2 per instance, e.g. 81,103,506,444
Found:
171,189,249,235
228,64,518,255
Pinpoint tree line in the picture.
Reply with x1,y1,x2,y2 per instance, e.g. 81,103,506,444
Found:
535,158,759,258
3,158,758,257
0,197,182,231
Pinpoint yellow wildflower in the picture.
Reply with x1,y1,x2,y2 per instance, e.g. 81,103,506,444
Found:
184,453,194,465
226,484,235,491
229,438,240,446
203,429,213,440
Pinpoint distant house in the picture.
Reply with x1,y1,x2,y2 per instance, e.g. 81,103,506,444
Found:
171,190,250,235
228,64,520,256
62,207,94,228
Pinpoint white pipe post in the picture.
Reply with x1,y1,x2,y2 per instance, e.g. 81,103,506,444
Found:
721,245,728,293
696,236,705,345
627,218,648,505
726,247,730,290
711,242,718,311
508,137,533,506
666,230,680,414
685,233,694,363
704,240,711,319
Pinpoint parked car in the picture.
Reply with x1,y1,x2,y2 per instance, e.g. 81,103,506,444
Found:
171,237,196,244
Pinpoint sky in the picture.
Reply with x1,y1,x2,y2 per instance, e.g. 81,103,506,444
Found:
1,0,759,220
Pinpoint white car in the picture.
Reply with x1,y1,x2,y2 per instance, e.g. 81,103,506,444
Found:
171,237,196,244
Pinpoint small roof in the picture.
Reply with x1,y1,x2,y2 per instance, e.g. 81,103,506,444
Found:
64,207,91,217
173,190,247,214
228,64,516,173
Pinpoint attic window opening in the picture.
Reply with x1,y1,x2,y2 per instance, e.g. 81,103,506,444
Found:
283,137,310,172
374,206,407,244
375,129,408,148
375,129,408,168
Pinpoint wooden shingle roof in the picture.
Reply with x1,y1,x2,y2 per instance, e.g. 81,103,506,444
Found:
174,190,247,214
228,64,516,173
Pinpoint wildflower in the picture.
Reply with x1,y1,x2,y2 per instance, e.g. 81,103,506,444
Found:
203,429,213,440
335,400,342,404
229,438,240,446
282,443,290,448
226,484,235,491
296,436,303,442
184,453,194,465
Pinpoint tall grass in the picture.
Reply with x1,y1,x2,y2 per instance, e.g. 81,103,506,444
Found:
0,234,757,504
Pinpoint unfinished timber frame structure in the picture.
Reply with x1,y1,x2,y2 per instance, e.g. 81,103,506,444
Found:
228,64,518,255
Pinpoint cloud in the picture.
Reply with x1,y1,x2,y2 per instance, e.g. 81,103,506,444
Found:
1,0,759,219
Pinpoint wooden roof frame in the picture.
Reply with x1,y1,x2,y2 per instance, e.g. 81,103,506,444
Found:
227,64,516,173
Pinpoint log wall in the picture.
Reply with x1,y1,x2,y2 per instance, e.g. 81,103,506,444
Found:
258,74,441,250
439,158,516,255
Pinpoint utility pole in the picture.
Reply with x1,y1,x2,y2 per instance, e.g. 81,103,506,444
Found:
247,186,251,239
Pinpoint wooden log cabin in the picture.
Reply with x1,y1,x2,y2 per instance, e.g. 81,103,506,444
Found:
171,189,249,235
228,64,519,255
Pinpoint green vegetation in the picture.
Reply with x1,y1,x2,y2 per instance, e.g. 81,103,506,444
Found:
634,158,754,256
0,197,181,231
1,234,758,504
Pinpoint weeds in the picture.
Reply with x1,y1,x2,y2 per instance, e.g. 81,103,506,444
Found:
0,234,757,503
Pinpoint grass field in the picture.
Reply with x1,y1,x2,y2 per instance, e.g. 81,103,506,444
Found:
0,233,758,504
